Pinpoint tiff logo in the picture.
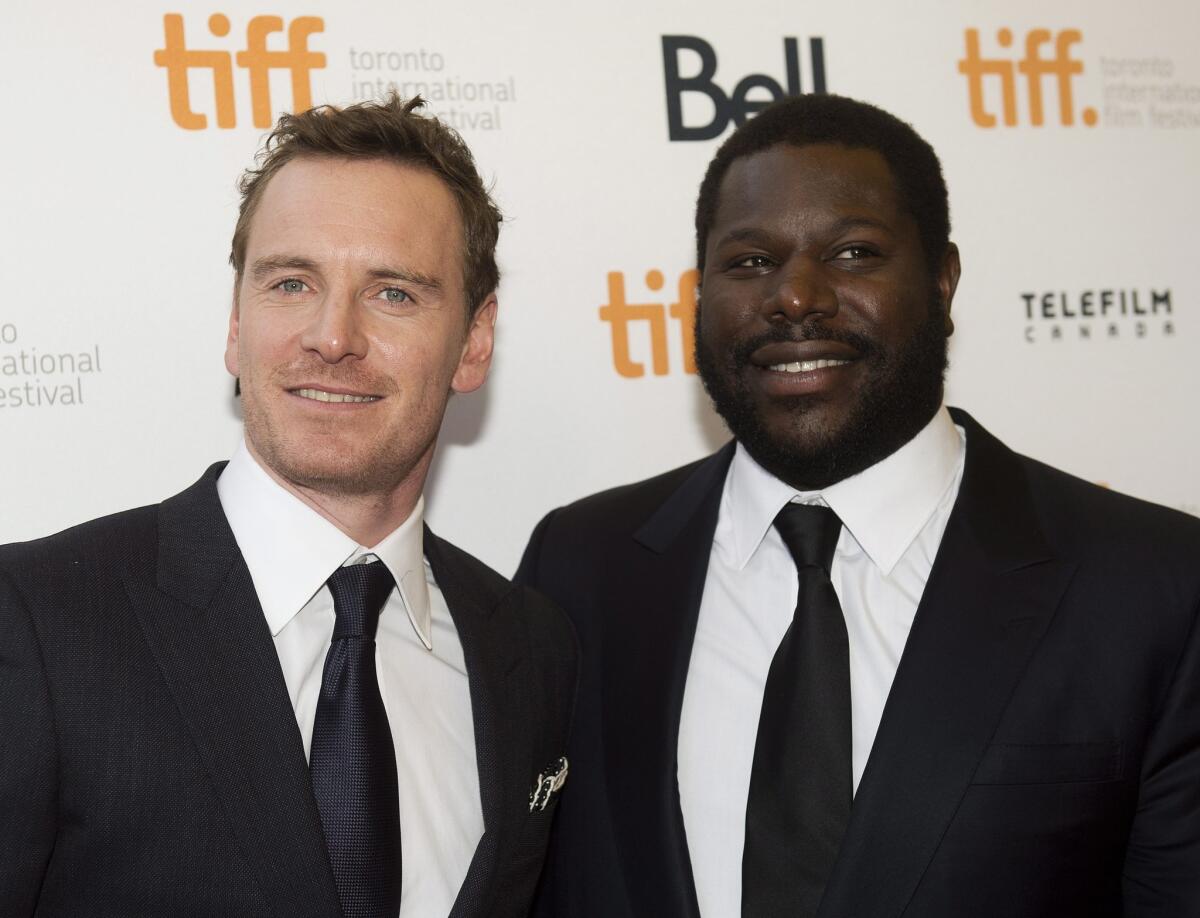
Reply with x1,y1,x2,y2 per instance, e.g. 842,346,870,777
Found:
599,270,698,377
153,13,325,130
958,28,1097,127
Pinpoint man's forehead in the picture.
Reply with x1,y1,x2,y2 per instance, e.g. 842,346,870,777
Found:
258,155,455,211
712,142,903,228
245,156,462,254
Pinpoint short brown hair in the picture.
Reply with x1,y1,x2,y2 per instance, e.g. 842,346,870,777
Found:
231,94,502,316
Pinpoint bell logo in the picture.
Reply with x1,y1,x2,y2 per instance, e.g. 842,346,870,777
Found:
153,13,326,130
599,270,698,377
958,28,1097,127
662,35,827,141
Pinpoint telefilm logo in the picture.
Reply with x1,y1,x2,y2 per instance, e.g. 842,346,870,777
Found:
599,269,698,377
1021,287,1175,343
153,13,326,129
663,35,827,141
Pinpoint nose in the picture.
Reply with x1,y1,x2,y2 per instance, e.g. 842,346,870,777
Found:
767,257,839,324
298,289,369,363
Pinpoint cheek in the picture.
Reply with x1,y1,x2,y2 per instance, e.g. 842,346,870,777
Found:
874,298,932,347
698,293,737,340
238,311,299,363
372,326,463,384
236,337,278,379
836,281,900,330
370,328,430,367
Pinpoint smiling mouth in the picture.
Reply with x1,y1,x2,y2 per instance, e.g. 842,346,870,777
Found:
291,387,381,404
765,359,852,373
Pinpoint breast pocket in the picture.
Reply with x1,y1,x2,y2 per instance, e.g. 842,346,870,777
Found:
970,741,1123,785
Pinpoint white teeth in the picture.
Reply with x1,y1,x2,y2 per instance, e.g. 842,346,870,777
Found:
294,388,380,403
767,359,851,373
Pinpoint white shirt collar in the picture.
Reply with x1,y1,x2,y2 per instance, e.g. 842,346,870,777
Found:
216,439,433,649
726,405,965,575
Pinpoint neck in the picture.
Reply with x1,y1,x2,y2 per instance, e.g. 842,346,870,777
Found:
245,440,431,547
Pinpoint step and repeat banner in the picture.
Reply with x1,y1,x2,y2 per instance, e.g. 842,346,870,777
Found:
2,0,1198,573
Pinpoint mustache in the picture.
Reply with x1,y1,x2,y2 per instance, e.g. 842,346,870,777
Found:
728,321,881,368
268,359,398,396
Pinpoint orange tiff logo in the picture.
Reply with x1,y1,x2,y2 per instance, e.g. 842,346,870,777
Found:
153,13,325,130
958,28,1097,127
599,269,698,378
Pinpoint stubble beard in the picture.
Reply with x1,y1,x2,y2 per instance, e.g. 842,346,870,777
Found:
239,363,435,501
694,302,950,491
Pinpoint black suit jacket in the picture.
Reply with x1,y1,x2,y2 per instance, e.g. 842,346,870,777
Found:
517,409,1200,917
0,464,576,918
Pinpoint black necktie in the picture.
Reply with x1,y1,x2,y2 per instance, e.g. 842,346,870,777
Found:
310,562,402,918
743,503,851,918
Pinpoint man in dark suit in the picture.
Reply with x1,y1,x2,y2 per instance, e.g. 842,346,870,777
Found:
0,95,575,918
519,94,1200,917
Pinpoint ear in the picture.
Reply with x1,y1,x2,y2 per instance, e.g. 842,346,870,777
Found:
451,294,497,394
937,243,961,337
224,284,241,378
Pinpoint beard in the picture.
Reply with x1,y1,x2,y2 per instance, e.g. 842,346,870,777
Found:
239,358,436,500
695,300,949,491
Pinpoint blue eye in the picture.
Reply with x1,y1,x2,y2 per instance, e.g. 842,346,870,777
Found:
277,278,308,293
380,287,410,304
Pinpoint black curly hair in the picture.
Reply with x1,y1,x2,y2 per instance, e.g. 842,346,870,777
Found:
695,93,951,277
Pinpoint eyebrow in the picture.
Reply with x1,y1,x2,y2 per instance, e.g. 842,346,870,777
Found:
715,215,896,248
249,256,318,283
249,255,443,292
366,266,442,292
714,227,775,248
822,215,896,237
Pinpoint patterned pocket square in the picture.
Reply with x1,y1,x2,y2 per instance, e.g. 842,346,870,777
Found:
529,757,569,813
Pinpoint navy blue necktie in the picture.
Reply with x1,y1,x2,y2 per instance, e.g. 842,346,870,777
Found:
310,562,402,918
743,503,851,918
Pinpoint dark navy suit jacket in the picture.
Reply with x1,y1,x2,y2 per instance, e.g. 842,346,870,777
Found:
518,409,1200,918
0,464,576,918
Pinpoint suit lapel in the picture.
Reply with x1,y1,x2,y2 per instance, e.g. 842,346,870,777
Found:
819,412,1076,917
603,444,735,918
125,465,341,918
425,529,531,918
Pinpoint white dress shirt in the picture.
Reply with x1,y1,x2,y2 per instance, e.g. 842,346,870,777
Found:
217,440,483,918
677,406,967,917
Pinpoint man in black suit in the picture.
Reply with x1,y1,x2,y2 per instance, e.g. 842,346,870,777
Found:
0,95,575,918
519,94,1200,917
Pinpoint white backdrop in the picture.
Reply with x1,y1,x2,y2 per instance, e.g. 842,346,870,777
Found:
3,0,1198,574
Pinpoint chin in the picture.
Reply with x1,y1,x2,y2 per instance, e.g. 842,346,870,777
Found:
746,434,851,491
248,432,372,494
292,460,392,498
761,399,847,441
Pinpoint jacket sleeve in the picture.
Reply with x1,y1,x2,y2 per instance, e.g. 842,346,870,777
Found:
0,566,57,916
1122,592,1200,913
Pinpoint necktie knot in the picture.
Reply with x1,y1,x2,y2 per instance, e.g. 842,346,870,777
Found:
327,561,395,640
774,502,842,575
